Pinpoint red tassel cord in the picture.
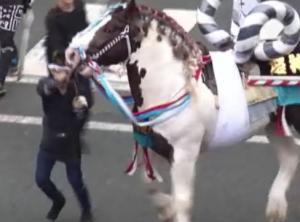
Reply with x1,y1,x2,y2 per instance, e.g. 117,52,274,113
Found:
274,107,285,136
125,143,158,181
125,142,139,176
143,148,156,181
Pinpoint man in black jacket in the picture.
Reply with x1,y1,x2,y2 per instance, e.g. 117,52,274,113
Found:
35,1,94,221
36,52,94,222
0,0,32,96
45,0,88,64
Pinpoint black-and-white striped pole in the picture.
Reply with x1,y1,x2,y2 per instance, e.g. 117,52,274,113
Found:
196,0,234,51
234,1,300,64
197,0,300,64
231,0,263,38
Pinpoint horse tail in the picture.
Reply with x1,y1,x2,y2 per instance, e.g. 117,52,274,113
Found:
234,1,300,64
196,0,234,51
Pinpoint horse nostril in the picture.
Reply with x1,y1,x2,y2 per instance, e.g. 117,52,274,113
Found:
66,48,77,62
69,52,75,60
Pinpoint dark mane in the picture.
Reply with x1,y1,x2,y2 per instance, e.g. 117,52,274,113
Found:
137,4,202,61
89,2,203,73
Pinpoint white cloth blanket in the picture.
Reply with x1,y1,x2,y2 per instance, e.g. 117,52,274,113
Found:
209,50,250,147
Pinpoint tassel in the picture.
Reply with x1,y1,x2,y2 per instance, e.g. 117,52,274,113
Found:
202,54,211,63
281,106,292,137
143,148,156,181
275,107,285,136
125,143,162,182
125,142,139,176
193,67,201,80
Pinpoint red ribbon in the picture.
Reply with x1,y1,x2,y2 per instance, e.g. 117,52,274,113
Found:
125,143,157,181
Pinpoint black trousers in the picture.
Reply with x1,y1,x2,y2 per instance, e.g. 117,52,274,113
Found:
0,31,18,85
35,150,91,212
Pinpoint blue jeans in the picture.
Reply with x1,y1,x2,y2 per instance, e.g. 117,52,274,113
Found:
35,150,91,212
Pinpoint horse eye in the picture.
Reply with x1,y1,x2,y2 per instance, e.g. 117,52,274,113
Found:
103,25,113,33
104,27,110,33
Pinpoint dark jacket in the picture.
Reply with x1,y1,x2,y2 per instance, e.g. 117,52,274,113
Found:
0,0,30,33
45,0,88,63
37,75,93,161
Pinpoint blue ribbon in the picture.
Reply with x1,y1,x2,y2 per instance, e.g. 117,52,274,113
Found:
93,73,191,126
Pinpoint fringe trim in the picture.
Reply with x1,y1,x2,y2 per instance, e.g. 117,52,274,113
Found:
275,106,292,136
125,143,158,181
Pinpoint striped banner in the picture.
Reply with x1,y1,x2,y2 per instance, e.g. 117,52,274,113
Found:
247,76,300,86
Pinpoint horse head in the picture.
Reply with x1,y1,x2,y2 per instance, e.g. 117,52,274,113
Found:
66,0,143,70
66,0,203,109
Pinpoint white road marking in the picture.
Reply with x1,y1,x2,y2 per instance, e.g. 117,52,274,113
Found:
22,37,47,76
0,114,131,132
6,74,130,92
163,9,196,32
22,4,108,76
1,113,299,145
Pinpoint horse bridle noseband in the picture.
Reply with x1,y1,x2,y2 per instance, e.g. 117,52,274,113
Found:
73,24,132,74
91,24,132,60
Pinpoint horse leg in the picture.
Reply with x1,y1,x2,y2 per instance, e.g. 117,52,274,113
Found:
149,189,174,222
171,139,202,222
142,150,175,222
265,122,299,222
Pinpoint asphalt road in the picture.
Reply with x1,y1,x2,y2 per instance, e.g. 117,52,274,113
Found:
1,1,300,222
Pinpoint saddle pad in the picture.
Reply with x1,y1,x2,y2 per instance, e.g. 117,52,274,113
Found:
209,50,250,147
245,86,277,105
203,58,277,105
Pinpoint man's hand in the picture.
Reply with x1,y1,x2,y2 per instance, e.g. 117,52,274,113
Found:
65,48,81,70
78,64,94,78
48,65,72,93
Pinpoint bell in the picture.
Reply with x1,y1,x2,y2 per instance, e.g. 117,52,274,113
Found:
72,95,88,109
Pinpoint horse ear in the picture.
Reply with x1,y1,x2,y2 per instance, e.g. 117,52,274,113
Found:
125,0,139,17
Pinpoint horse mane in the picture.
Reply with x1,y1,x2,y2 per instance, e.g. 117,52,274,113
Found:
137,4,202,65
91,3,204,74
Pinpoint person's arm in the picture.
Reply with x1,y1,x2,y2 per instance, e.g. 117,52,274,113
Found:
76,75,94,109
84,80,94,109
36,77,58,97
22,0,32,14
45,11,66,63
76,0,89,28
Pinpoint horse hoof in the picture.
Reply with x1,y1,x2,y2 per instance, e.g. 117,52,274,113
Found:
158,206,175,222
159,213,174,222
266,196,287,222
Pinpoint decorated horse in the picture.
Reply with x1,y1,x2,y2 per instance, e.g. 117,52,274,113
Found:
64,0,300,221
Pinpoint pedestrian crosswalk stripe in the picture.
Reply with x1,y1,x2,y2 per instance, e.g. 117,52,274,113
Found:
1,113,299,145
0,114,132,132
6,73,130,92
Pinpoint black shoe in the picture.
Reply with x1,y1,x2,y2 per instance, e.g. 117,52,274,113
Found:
0,85,6,97
8,66,19,76
80,210,93,222
47,195,66,221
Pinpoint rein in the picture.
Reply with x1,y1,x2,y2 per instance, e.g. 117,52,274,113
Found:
90,65,195,182
85,51,209,128
74,15,205,127
69,2,207,181
91,72,192,127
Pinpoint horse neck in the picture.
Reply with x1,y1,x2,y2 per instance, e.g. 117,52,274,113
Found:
128,21,188,110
